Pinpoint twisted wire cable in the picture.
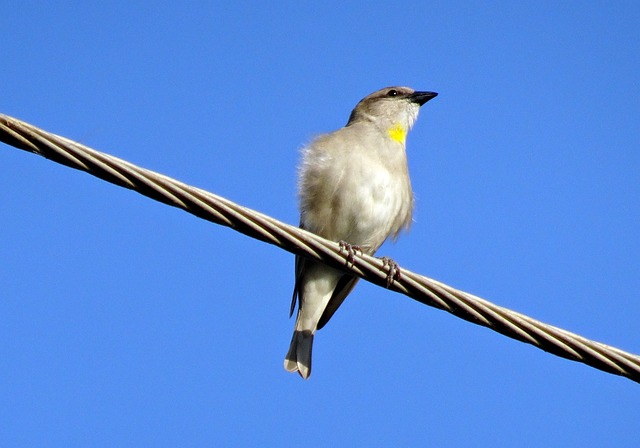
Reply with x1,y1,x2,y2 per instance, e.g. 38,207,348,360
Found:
1,113,639,384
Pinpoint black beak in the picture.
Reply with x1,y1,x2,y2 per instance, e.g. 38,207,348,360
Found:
409,91,438,106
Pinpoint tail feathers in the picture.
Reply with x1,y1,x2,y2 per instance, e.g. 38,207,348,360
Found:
284,330,314,379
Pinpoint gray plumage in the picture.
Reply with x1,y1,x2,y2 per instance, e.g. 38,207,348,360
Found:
284,86,438,378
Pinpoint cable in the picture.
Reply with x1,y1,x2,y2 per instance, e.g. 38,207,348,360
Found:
1,113,639,383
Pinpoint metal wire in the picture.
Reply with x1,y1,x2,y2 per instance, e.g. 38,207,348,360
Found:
1,113,639,384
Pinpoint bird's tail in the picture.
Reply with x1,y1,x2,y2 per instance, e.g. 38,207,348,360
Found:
284,330,314,379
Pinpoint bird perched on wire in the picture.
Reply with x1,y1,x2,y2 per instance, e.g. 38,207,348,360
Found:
284,86,438,379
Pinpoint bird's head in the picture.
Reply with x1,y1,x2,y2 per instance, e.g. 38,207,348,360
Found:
347,86,438,144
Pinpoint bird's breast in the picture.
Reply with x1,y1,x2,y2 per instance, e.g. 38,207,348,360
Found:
302,147,412,252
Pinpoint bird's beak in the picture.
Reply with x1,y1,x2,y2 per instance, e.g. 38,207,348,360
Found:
409,91,438,106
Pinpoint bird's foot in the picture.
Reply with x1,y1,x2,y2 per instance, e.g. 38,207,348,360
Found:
381,256,401,287
338,240,362,267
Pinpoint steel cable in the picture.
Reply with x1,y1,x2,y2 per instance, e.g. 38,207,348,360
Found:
1,113,638,383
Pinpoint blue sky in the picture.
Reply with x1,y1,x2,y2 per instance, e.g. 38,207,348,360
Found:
1,2,639,446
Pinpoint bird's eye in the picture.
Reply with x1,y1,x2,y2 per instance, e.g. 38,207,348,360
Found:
387,89,398,97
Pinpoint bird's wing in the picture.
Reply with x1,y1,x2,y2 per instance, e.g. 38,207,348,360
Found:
291,254,359,330
289,253,305,317
290,221,360,328
316,274,359,330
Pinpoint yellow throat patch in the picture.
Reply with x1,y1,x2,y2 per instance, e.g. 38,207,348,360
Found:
387,123,407,144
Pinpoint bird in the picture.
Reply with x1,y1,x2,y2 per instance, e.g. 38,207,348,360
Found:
284,86,438,379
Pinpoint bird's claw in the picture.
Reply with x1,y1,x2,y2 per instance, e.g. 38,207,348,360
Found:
339,240,362,267
381,256,401,287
